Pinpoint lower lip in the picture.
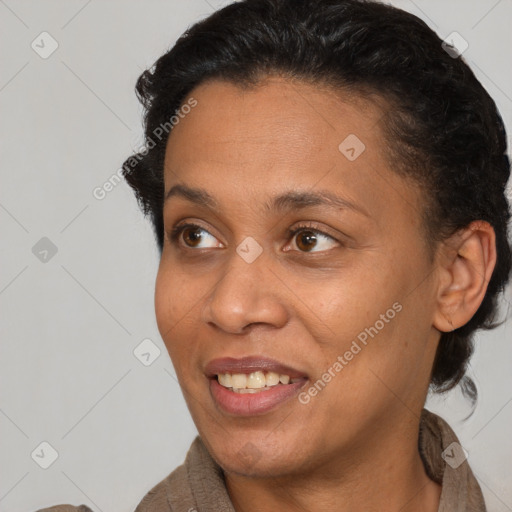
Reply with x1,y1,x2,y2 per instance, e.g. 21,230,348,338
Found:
209,378,307,416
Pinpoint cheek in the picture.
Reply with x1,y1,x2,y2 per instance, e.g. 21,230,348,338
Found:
154,259,198,322
154,267,174,337
154,266,193,353
310,267,395,336
154,264,212,378
307,260,421,373
320,284,435,412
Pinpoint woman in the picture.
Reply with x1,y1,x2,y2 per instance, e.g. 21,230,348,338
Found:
41,0,511,510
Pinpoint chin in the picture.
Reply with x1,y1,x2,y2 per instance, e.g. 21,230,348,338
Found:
202,429,309,478
218,448,299,478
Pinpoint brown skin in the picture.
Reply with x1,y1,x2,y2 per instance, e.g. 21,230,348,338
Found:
154,76,496,512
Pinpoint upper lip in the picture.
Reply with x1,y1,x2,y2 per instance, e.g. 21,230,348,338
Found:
204,356,308,379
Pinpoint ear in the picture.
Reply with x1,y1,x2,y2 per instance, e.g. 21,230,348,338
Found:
433,220,497,332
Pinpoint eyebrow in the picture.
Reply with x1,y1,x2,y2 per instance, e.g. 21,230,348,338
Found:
164,183,369,217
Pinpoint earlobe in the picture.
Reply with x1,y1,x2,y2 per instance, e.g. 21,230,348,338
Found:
433,221,497,333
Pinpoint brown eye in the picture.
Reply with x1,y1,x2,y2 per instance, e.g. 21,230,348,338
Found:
295,230,318,252
181,226,204,247
168,222,339,253
288,225,340,253
168,223,220,249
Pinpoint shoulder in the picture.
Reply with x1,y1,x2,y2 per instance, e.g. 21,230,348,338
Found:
35,506,94,512
36,437,229,512
134,436,209,511
133,463,187,512
419,408,487,511
135,435,233,511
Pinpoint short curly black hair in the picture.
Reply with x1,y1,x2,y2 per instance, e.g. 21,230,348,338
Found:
122,0,511,399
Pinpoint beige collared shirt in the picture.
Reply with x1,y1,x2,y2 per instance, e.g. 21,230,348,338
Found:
37,409,486,512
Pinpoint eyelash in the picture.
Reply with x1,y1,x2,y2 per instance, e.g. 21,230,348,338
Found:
167,222,339,252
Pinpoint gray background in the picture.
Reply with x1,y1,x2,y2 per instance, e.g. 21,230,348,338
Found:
0,1,511,511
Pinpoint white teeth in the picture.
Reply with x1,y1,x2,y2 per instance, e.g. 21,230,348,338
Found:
246,371,265,388
231,373,247,388
218,373,232,387
266,371,280,386
217,371,298,391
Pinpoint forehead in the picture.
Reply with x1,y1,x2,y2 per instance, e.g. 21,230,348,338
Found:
165,76,383,166
163,76,422,228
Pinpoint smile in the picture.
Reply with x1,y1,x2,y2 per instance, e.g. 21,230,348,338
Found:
205,356,308,415
217,371,302,393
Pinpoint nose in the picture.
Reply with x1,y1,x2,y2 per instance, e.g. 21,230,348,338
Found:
201,247,289,334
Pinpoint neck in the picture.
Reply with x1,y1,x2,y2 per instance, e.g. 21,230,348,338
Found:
224,412,442,512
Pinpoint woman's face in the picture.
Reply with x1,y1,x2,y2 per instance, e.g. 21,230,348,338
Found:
155,76,442,477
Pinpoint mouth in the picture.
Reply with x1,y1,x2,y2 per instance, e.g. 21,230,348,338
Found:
205,356,308,416
216,371,303,393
